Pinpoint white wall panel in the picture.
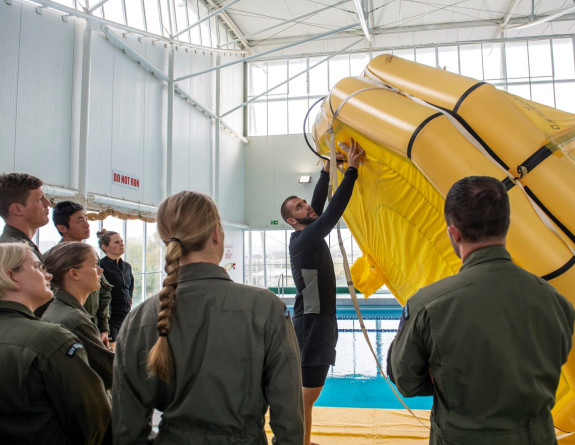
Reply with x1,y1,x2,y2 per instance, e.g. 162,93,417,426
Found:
170,46,193,195
186,107,213,194
87,32,115,193
189,51,215,112
142,73,165,205
217,54,244,223
14,5,75,184
219,55,244,135
141,39,168,205
0,3,243,216
109,35,147,202
171,48,216,197
143,40,169,74
174,47,192,94
171,95,193,193
173,48,215,113
0,1,21,172
218,133,243,224
89,33,166,205
245,134,319,229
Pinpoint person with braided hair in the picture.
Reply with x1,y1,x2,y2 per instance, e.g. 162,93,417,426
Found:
112,191,304,444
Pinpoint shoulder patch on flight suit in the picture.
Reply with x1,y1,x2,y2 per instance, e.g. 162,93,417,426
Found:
397,303,409,333
66,343,84,357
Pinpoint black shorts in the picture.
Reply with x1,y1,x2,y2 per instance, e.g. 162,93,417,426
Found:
301,364,330,388
293,314,338,366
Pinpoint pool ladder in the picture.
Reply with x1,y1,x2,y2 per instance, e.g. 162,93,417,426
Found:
277,274,285,298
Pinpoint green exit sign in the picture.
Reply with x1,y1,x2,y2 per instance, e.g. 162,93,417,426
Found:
270,220,278,225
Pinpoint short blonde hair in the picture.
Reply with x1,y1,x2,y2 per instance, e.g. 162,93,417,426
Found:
0,243,31,297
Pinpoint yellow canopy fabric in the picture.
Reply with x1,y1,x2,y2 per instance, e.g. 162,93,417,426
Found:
313,54,575,433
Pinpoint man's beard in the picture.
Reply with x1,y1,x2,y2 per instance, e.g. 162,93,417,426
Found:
294,215,317,226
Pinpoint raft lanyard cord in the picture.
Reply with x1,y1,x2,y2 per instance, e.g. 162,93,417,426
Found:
323,127,431,430
558,430,575,440
326,79,575,438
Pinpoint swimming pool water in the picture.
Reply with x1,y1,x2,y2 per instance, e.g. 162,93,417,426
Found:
300,305,433,410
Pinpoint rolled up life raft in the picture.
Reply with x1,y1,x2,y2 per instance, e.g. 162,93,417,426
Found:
313,54,575,434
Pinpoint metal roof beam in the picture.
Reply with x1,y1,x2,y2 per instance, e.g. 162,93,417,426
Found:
28,0,248,55
501,0,522,29
171,0,239,39
219,0,351,48
221,37,364,118
504,4,575,31
176,23,358,81
352,0,371,42
102,27,246,143
86,0,111,14
203,0,250,50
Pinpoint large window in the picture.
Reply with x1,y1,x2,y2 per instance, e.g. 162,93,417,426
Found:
0,209,164,309
247,37,575,136
48,0,242,50
244,228,364,293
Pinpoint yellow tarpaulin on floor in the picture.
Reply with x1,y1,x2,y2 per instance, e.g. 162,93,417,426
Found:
312,54,575,436
265,408,575,444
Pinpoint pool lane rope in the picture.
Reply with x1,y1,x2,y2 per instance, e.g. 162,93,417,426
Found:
325,128,431,431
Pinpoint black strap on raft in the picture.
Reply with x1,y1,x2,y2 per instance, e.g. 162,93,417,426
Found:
499,177,575,281
524,186,575,245
407,112,442,159
303,96,330,161
542,256,575,282
448,82,510,170
453,82,486,114
514,145,554,180
501,177,515,191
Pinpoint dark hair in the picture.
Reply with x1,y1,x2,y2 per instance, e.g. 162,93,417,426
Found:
0,173,44,219
43,242,97,289
52,201,85,234
147,191,221,381
280,195,298,223
97,229,119,250
444,176,510,243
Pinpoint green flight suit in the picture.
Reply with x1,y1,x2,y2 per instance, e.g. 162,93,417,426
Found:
0,225,53,317
44,239,113,334
42,288,115,389
0,224,42,259
112,262,304,445
388,246,574,445
83,274,113,334
0,300,111,444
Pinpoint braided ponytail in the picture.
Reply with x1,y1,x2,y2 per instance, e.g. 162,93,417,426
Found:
146,240,180,380
146,191,220,381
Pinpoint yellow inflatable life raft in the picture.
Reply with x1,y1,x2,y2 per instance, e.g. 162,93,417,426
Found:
312,54,575,434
